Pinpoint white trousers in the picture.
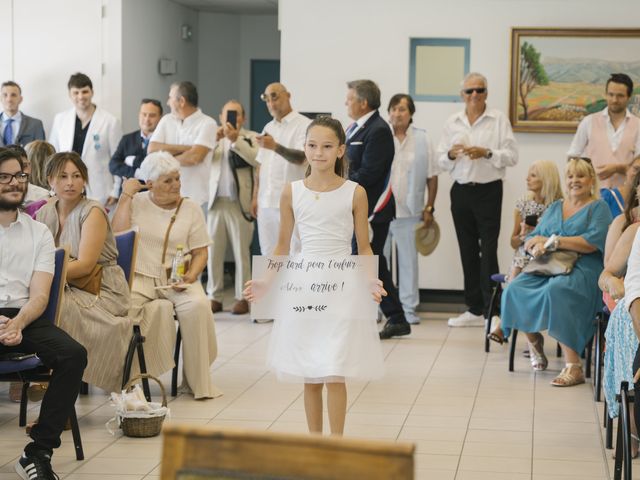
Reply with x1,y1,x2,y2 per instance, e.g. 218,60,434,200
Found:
388,216,421,316
207,197,254,301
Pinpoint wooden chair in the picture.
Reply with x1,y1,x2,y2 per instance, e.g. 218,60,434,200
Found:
0,247,84,460
115,229,152,401
161,424,415,479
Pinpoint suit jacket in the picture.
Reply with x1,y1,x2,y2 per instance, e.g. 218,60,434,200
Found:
346,110,395,223
109,129,147,178
0,113,45,146
208,128,259,219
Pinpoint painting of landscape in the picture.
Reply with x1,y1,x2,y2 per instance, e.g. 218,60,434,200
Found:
509,28,640,133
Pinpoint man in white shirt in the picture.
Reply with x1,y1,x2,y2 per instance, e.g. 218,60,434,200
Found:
49,73,122,207
0,149,87,480
0,81,45,147
207,100,259,315
567,73,640,203
254,82,310,255
437,72,518,327
148,81,217,211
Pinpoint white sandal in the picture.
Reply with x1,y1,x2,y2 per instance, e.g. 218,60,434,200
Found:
528,334,548,371
551,363,585,387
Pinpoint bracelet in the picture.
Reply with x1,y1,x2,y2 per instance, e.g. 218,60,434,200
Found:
122,192,134,199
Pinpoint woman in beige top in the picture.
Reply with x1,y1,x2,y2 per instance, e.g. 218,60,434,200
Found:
37,152,131,393
112,151,221,400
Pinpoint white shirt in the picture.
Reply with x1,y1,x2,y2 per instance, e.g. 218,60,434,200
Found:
256,111,311,209
436,108,518,184
1,111,22,144
150,109,218,206
391,128,437,218
25,184,50,204
0,211,55,308
216,138,236,199
567,108,640,157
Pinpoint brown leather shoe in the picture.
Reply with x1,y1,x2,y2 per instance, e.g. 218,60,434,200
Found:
210,300,223,313
231,299,249,315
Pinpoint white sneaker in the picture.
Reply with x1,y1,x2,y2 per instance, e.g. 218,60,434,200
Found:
448,311,485,327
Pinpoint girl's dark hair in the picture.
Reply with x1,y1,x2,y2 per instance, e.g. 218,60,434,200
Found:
623,168,640,230
46,152,89,185
304,116,348,178
387,93,416,124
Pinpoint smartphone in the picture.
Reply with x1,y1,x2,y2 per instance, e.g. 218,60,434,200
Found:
524,214,538,227
137,179,148,190
226,110,238,128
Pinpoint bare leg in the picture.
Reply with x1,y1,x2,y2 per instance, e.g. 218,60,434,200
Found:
560,343,581,364
304,383,323,434
327,382,347,436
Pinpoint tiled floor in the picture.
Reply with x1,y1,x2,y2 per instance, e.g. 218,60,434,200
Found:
0,309,631,479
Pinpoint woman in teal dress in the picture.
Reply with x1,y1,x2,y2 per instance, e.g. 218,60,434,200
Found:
501,157,612,387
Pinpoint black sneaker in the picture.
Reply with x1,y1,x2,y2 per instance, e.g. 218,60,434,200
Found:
15,451,59,480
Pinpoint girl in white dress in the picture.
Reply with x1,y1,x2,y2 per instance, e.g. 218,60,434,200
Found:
246,116,385,435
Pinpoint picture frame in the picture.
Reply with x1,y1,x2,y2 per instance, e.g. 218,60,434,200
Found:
509,27,640,133
409,38,470,102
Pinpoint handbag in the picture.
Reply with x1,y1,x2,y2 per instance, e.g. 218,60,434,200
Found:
69,264,103,295
521,250,579,276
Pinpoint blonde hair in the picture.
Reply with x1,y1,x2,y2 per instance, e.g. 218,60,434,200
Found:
566,157,599,199
527,160,563,206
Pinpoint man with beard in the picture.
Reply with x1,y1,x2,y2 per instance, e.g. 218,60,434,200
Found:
0,148,87,480
568,73,640,208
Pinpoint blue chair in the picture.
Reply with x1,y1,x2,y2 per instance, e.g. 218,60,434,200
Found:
115,230,152,401
0,247,84,460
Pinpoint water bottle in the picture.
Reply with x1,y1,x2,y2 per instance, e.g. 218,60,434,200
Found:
170,244,186,284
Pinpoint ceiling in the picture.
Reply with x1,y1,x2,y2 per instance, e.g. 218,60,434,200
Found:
171,0,278,14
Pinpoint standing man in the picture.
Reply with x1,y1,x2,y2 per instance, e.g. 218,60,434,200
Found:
207,100,259,315
1,81,45,146
49,73,122,206
148,81,217,211
254,82,310,255
345,79,411,339
109,98,163,186
437,72,518,327
0,148,87,480
568,73,640,208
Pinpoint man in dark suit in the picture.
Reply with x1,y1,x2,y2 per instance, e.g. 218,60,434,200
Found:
346,79,411,339
109,98,162,189
0,81,45,147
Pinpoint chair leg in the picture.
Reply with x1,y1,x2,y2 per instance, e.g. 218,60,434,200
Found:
68,407,84,461
509,329,518,372
595,317,604,401
18,382,29,427
620,383,633,480
585,336,592,379
171,327,182,397
556,342,562,358
607,410,614,449
121,330,139,388
135,326,151,402
484,282,501,353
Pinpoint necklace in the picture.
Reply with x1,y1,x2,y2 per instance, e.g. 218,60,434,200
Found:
304,179,339,200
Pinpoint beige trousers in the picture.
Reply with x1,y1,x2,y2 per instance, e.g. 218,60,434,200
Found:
130,273,223,399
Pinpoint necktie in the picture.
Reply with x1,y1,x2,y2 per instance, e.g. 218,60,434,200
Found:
142,136,149,151
345,122,358,139
3,118,13,145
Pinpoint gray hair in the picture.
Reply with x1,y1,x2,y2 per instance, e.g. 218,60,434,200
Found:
138,151,180,181
460,72,488,89
347,79,381,110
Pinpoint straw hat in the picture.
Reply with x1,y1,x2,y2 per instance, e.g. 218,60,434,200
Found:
414,220,440,256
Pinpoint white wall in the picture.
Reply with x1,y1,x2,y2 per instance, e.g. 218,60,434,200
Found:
279,0,640,290
0,0,121,134
197,13,279,124
121,0,199,132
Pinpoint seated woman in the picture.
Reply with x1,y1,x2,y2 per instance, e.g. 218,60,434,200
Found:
112,151,221,400
488,160,563,344
600,169,640,449
501,157,612,386
37,152,132,393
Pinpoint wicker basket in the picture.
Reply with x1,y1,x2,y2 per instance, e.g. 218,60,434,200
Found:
120,374,167,438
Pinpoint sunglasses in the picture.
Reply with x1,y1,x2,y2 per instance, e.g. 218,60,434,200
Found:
463,87,487,95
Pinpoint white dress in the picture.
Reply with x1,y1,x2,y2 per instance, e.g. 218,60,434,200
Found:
266,179,384,383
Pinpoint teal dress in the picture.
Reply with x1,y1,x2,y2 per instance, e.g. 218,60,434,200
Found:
501,199,612,354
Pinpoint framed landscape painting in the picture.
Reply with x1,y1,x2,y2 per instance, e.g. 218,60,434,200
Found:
509,28,640,133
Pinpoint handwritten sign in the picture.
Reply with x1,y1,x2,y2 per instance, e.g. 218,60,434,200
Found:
250,255,379,320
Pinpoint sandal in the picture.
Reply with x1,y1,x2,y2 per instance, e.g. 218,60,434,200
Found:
528,333,548,371
487,328,505,345
550,363,585,387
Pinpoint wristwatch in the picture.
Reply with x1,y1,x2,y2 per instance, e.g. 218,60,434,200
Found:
486,149,493,159
424,205,435,214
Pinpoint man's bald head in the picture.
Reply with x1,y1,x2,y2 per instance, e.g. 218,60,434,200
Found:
262,83,293,121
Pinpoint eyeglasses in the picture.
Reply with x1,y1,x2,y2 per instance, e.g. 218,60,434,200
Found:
463,88,487,95
260,92,281,102
0,172,28,184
